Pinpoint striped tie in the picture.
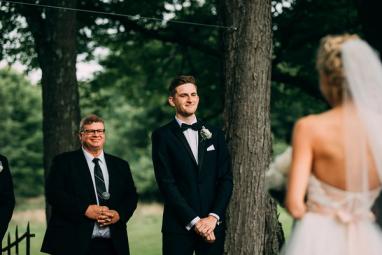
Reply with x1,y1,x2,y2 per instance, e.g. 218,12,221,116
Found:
92,158,107,204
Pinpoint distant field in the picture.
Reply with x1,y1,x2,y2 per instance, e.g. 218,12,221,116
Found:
2,197,292,255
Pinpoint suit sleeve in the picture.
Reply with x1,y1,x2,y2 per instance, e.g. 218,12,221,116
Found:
152,129,198,226
0,156,15,241
45,155,89,222
113,161,138,224
210,129,233,219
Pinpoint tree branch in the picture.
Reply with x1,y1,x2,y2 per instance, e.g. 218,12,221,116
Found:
272,69,325,101
118,18,220,58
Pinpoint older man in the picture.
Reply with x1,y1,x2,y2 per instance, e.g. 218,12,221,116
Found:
42,114,138,255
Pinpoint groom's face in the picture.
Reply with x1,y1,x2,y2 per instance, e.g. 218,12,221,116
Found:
168,83,199,117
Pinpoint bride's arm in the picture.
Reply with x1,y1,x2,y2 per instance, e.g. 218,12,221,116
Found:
285,117,314,219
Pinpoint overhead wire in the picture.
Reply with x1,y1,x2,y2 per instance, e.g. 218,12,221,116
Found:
0,0,237,30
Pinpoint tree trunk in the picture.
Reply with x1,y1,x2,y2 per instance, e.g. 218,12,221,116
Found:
21,0,80,220
218,0,284,254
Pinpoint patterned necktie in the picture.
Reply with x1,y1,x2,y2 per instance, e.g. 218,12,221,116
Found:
92,158,107,204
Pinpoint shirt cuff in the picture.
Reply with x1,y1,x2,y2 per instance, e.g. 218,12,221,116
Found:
185,216,200,231
209,213,221,225
208,213,220,220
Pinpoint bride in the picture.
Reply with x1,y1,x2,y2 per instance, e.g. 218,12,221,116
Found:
282,34,382,255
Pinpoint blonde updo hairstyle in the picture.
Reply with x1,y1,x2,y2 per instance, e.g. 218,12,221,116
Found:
316,34,360,106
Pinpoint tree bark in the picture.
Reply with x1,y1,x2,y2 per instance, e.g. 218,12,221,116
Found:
218,0,284,254
20,0,80,219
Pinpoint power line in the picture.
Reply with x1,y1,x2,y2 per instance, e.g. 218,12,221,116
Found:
0,0,237,30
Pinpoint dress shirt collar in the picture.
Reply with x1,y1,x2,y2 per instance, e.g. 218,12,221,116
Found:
82,147,105,164
175,116,197,127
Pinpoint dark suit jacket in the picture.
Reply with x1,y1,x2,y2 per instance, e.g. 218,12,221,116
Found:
41,149,138,255
0,154,15,246
152,119,233,234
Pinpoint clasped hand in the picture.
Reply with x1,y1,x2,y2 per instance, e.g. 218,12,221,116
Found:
85,205,120,226
194,216,218,243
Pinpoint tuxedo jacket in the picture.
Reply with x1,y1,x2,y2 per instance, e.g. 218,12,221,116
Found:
0,154,15,244
41,149,138,255
152,119,233,234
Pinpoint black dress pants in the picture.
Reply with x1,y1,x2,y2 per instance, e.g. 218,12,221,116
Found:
163,231,225,255
86,238,118,255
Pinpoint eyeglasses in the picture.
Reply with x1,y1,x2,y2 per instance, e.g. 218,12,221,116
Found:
81,129,105,135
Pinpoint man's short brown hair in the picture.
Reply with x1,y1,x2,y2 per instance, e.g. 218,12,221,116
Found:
168,75,197,96
79,114,105,132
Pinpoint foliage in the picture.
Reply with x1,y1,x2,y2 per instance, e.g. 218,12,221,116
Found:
270,0,361,142
0,68,43,197
0,0,373,199
79,34,222,200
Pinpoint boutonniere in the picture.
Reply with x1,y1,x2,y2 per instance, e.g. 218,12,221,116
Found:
265,146,292,191
200,126,212,141
0,160,3,173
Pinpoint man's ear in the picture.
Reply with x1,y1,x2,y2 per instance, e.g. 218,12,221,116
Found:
168,96,175,107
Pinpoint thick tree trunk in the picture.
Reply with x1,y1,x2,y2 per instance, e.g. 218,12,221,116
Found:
218,0,284,254
21,0,80,219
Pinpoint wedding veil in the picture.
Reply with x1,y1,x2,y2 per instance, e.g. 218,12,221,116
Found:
341,39,382,201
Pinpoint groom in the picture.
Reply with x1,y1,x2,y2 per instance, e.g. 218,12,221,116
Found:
152,75,233,255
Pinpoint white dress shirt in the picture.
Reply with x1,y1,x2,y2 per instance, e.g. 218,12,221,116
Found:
82,148,111,238
175,116,199,163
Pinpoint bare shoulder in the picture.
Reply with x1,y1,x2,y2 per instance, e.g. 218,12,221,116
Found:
294,112,336,144
294,115,319,133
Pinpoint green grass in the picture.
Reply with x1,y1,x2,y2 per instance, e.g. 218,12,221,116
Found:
278,206,293,240
127,204,162,255
2,198,293,255
2,198,162,255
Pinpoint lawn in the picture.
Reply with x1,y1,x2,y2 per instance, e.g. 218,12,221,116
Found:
2,198,163,255
2,197,292,255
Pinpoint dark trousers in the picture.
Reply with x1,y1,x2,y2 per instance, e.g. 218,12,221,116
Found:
163,231,225,255
86,238,118,255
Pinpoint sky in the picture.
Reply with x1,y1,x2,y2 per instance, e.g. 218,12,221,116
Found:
0,47,108,84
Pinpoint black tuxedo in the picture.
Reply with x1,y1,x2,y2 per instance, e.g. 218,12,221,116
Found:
41,149,138,255
0,154,15,249
152,119,233,255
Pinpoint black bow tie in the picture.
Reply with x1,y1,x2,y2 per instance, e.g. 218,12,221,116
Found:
180,122,201,131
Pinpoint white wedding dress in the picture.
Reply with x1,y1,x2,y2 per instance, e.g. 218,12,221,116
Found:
281,175,382,255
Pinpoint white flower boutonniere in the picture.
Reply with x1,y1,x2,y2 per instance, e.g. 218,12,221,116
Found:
0,160,3,173
265,146,292,191
200,126,212,141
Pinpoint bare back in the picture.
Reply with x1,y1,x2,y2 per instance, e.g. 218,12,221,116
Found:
286,106,382,219
308,107,380,190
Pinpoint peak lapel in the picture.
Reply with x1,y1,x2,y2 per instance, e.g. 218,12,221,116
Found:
170,120,198,167
198,132,206,172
